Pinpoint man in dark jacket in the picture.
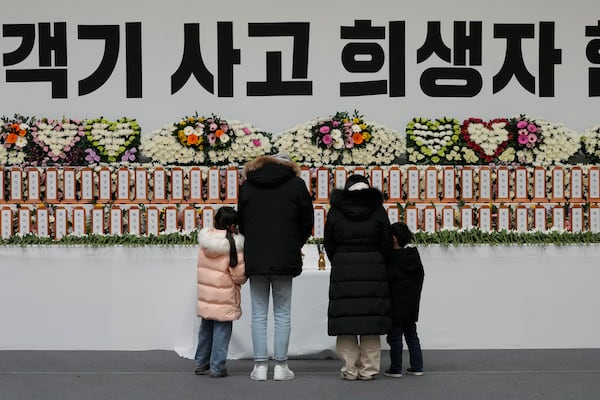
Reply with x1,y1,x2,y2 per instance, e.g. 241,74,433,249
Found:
238,153,314,381
324,174,392,381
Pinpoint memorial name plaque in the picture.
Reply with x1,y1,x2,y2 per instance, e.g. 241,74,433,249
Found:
135,168,148,202
202,207,214,229
514,167,528,201
36,208,49,238
63,168,76,202
80,168,94,202
182,207,197,232
1,208,13,239
313,206,326,238
496,167,510,201
424,206,436,232
405,206,418,233
128,208,141,236
18,208,30,235
54,207,67,239
370,167,384,193
45,168,58,203
387,205,399,224
189,167,203,203
425,168,438,201
26,168,40,203
479,207,491,231
569,167,583,202
316,168,329,203
165,207,178,233
442,206,454,229
110,207,123,235
10,168,23,201
552,206,565,231
92,208,104,234
551,167,565,201
73,208,86,236
388,167,402,202
515,206,528,232
478,167,492,202
533,167,547,201
300,167,311,193
588,167,600,201
406,167,420,201
589,206,600,233
98,168,112,202
116,168,130,202
334,167,347,190
225,168,239,203
460,206,473,229
171,168,184,202
460,168,474,201
0,168,4,202
442,167,456,202
534,207,546,231
146,207,159,236
153,168,167,203
498,206,510,231
207,168,221,202
570,206,583,232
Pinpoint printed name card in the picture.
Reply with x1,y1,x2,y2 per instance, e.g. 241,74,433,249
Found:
478,167,492,202
352,167,366,177
551,167,565,202
26,168,41,203
588,167,600,201
406,167,420,201
534,206,547,232
54,207,68,239
497,206,510,231
116,168,131,202
370,167,384,193
110,207,123,235
441,206,454,229
387,205,399,224
206,167,221,203
72,207,86,236
18,208,31,236
164,206,178,233
387,167,402,202
570,205,583,232
313,206,326,238
188,167,203,203
442,167,456,202
496,167,510,201
0,168,4,202
42,168,57,203
460,206,473,229
515,206,528,232
202,207,215,229
589,205,600,233
146,207,160,235
1,207,13,238
569,167,583,202
182,207,197,232
80,168,94,202
153,168,167,203
128,207,141,235
299,166,311,193
478,207,492,232
423,206,436,232
36,207,49,238
424,167,438,201
224,167,239,203
533,167,547,201
98,167,112,202
91,207,105,235
552,206,565,231
63,168,76,202
315,167,330,203
170,167,184,202
460,167,474,201
10,168,23,202
514,167,529,201
134,168,148,202
334,167,347,190
405,206,418,233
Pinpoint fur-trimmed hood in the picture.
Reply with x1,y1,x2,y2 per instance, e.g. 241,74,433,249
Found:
198,228,244,257
330,187,384,221
242,155,300,188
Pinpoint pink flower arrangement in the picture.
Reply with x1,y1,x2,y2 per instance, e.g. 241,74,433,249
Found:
311,111,372,151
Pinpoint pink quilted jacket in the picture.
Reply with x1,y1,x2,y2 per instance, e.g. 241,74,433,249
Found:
196,228,246,321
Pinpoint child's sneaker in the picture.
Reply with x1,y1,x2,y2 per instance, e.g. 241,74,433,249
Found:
250,362,268,381
383,369,403,378
406,368,424,376
273,362,295,381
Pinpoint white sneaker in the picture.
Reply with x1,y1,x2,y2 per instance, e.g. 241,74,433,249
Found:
273,363,295,381
250,363,268,381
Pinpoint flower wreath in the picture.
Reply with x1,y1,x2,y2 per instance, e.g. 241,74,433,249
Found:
406,117,463,164
581,125,600,164
29,117,87,165
84,117,141,163
460,117,511,164
0,114,34,165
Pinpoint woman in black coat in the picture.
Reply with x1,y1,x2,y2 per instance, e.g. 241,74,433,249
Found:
324,174,392,381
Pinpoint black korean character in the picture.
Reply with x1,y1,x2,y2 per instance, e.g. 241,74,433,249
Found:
171,22,240,96
340,20,405,97
585,20,600,97
493,22,561,97
247,22,311,96
417,21,483,97
3,22,67,98
78,22,142,98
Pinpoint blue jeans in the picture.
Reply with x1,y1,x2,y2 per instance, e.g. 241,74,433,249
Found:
386,321,423,372
249,275,293,362
194,318,233,374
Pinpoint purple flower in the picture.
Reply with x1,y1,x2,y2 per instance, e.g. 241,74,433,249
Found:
319,125,330,134
516,120,528,129
527,123,537,133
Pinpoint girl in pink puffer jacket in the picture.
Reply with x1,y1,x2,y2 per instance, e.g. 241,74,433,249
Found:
194,206,246,378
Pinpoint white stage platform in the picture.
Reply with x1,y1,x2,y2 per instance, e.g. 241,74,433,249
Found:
1,244,600,359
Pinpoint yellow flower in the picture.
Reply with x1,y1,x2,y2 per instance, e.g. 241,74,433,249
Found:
353,117,360,124
362,132,371,141
360,123,367,130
